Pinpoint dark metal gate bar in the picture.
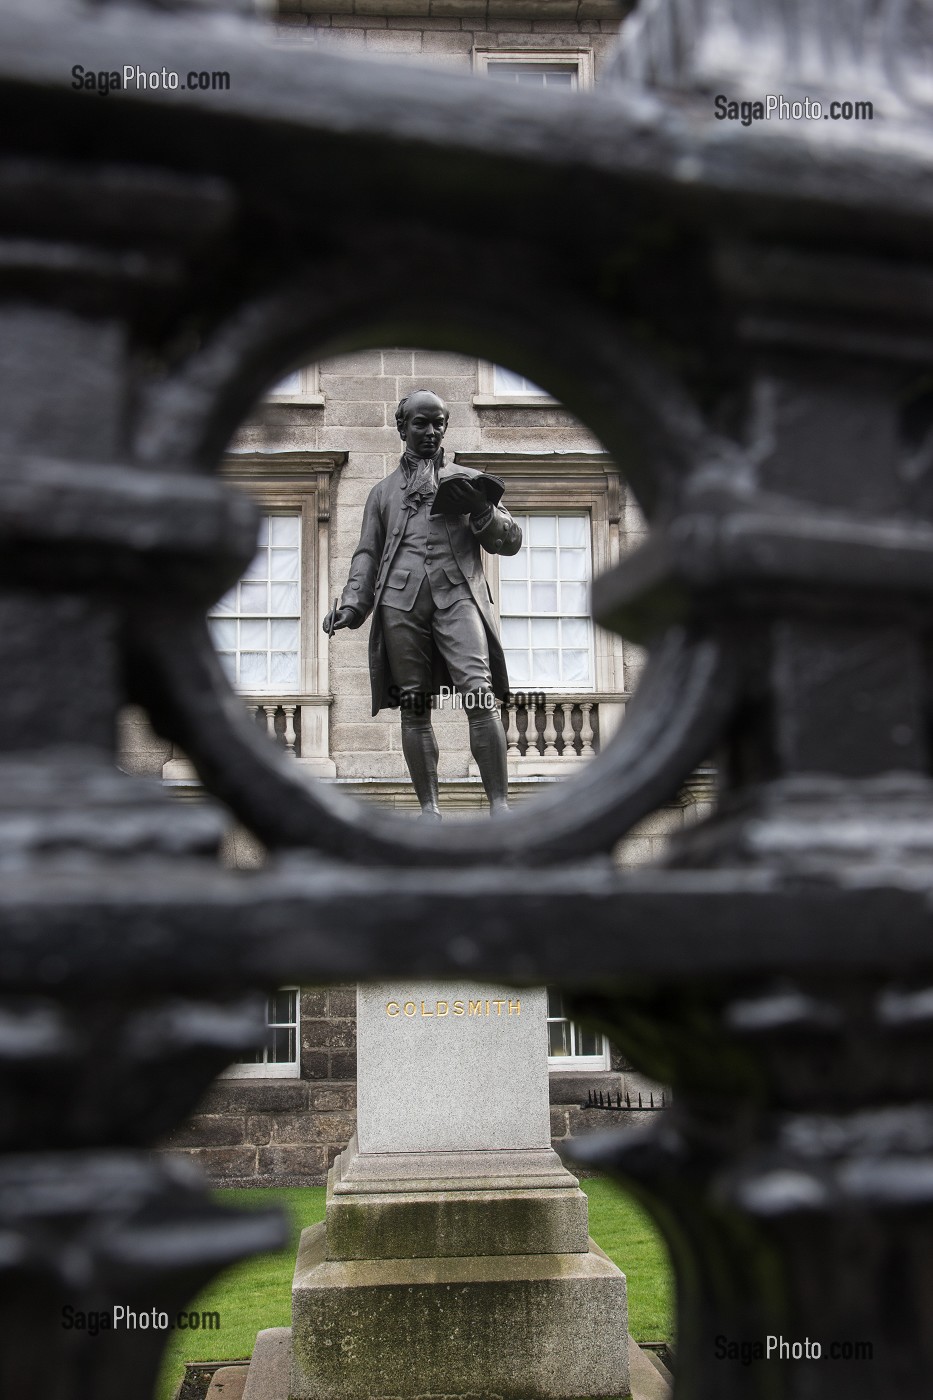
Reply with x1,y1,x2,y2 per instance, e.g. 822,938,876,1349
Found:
1,0,932,1397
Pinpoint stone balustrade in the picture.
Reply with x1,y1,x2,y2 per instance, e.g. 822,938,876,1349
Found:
500,694,622,764
240,695,336,777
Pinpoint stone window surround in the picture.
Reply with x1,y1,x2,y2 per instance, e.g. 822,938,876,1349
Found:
454,450,628,740
472,45,595,89
217,450,347,776
473,358,561,409
265,363,325,406
470,46,594,408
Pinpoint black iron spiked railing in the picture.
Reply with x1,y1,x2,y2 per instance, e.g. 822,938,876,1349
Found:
1,0,933,1398
584,1088,671,1111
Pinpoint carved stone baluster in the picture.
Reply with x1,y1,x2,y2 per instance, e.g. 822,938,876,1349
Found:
581,702,596,756
542,702,559,757
263,704,277,741
502,701,519,759
283,704,298,756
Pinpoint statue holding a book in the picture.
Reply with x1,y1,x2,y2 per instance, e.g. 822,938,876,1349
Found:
323,389,522,820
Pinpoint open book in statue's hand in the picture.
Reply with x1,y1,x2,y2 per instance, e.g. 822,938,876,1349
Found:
431,464,506,516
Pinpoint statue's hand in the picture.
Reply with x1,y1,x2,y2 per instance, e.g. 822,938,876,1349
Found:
323,605,356,634
442,479,486,516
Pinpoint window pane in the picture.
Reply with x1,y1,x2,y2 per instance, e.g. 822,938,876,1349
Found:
270,515,300,546
270,369,302,395
270,651,299,688
242,549,268,581
240,583,268,615
212,589,236,616
543,69,575,87
257,517,270,545
548,1021,572,1056
209,619,236,649
530,618,558,647
271,618,299,649
501,581,528,612
240,618,268,649
239,652,267,686
501,618,529,648
269,1026,296,1063
270,583,299,615
562,650,591,684
547,987,566,1018
574,1025,602,1057
560,549,588,581
531,550,557,581
499,550,526,580
488,62,578,89
532,650,559,684
504,651,530,685
271,548,299,580
493,365,547,395
270,989,297,1024
562,618,589,649
217,652,237,684
561,582,588,614
531,583,558,612
558,517,587,547
529,516,557,546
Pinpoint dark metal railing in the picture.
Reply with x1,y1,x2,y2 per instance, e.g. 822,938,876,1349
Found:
583,1088,671,1112
1,2,932,1399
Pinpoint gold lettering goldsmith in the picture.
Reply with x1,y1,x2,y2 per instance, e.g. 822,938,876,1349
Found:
385,999,521,1018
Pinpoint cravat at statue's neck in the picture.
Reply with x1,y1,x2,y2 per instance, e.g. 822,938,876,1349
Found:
403,447,444,477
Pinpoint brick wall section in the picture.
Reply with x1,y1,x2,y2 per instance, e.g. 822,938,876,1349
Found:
160,987,358,1186
273,10,624,82
162,1080,357,1186
301,985,357,1080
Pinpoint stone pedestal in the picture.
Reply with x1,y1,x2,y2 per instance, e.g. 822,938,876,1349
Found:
290,982,629,1400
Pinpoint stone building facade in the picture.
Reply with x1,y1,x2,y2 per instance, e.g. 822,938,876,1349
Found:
124,0,710,1187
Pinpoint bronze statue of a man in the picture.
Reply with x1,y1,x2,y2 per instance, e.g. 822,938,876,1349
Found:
324,389,522,820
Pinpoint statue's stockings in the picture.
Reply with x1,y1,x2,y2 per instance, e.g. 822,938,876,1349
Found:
400,691,509,819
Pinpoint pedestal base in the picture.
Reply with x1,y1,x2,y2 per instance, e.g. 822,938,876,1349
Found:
291,1220,629,1400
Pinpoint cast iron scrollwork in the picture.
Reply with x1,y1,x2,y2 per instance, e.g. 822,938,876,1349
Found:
2,0,933,1398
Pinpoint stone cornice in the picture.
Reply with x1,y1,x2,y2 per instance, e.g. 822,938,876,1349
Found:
222,450,348,480
290,2,623,19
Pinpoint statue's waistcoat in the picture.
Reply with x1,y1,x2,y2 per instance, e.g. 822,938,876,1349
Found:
380,495,472,612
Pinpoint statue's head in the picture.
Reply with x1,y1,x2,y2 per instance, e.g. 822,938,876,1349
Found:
395,390,449,458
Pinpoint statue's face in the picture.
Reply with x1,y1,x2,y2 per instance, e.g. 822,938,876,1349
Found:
402,393,448,458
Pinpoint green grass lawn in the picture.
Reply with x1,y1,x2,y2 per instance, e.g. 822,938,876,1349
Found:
157,1179,673,1400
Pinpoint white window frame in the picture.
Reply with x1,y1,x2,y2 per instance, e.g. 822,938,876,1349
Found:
222,986,301,1079
454,452,629,714
499,511,596,693
474,359,559,408
472,47,593,408
209,510,303,697
265,364,325,405
546,988,610,1071
221,453,344,699
473,47,595,90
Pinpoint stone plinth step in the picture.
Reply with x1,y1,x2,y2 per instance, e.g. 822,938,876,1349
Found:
291,1222,629,1400
240,1327,671,1400
205,1365,249,1400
